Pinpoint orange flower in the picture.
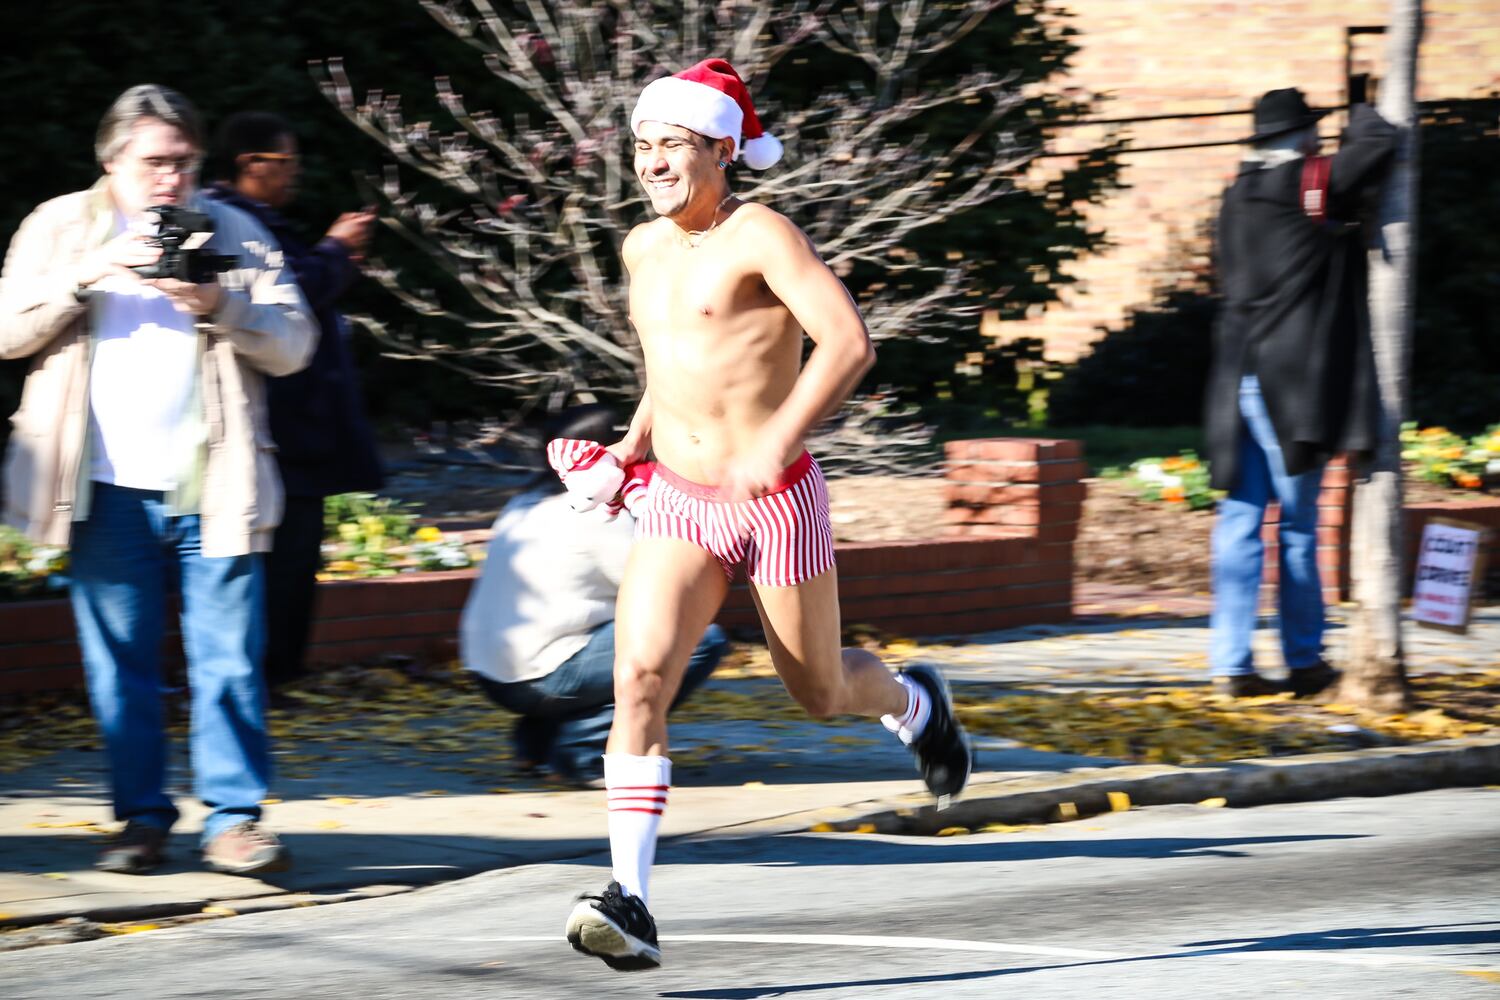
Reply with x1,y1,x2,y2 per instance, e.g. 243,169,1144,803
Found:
1162,486,1187,503
1456,473,1482,489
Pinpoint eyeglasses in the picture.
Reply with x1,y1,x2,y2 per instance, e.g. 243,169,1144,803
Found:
250,152,300,165
137,155,202,176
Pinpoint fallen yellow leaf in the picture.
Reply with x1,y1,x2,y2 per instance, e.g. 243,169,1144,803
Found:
979,823,1037,834
102,923,159,935
742,781,766,789
202,905,238,917
314,820,344,830
936,826,970,837
809,822,836,833
1107,791,1132,812
41,872,69,880
259,798,283,805
1198,797,1228,808
325,797,359,806
852,823,878,834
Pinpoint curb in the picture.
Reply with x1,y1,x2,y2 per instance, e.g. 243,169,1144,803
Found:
784,736,1500,835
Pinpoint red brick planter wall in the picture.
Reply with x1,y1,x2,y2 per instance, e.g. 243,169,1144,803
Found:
1403,501,1500,594
1261,456,1500,603
0,438,1087,694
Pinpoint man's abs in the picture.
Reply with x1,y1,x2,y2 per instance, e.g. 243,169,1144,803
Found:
639,322,802,484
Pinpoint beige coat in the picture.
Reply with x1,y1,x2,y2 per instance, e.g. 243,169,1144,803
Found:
0,182,316,557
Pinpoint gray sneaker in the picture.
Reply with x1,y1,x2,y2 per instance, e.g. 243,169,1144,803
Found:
202,821,291,876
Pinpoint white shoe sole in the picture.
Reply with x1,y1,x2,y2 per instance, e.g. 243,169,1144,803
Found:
564,900,661,970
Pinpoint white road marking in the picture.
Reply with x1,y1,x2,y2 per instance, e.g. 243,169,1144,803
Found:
429,932,1494,973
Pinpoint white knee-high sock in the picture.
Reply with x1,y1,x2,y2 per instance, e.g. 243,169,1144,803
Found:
881,672,932,745
604,753,671,905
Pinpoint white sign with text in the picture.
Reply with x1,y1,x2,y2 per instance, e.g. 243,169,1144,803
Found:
1412,520,1484,632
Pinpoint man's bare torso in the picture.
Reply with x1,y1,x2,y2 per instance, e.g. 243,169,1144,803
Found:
627,204,806,484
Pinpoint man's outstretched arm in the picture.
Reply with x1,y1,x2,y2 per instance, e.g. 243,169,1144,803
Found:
720,208,876,500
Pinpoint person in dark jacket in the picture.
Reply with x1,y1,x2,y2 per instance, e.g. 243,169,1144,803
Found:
205,112,384,690
1204,89,1397,698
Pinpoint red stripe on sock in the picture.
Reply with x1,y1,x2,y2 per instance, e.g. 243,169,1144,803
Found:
609,796,668,804
607,784,670,791
904,688,922,728
608,806,665,815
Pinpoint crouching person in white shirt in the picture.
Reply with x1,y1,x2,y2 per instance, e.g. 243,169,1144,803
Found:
460,405,728,787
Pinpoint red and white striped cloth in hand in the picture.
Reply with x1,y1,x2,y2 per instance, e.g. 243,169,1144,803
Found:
545,438,655,519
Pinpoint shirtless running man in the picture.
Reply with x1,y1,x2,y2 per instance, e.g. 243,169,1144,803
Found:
564,59,973,971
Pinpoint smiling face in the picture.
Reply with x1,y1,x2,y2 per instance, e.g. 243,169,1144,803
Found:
104,118,202,217
633,121,733,221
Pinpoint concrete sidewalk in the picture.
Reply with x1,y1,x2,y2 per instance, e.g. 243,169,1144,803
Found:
3,596,1497,933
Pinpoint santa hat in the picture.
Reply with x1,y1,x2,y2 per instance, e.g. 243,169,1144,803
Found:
631,58,784,170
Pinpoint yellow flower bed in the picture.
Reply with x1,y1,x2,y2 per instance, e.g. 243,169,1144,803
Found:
1401,422,1499,491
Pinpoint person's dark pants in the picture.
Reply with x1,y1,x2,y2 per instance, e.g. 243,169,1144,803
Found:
476,622,729,782
264,495,325,688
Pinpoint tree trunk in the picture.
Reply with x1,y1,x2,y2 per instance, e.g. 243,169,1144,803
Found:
1340,0,1422,711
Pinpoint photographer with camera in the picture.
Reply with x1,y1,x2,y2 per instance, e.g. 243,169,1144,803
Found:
204,111,384,694
0,85,316,876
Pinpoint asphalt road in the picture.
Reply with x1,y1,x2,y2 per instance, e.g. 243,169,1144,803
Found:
5,787,1499,999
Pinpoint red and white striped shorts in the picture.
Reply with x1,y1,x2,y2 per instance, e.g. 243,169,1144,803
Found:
635,451,836,587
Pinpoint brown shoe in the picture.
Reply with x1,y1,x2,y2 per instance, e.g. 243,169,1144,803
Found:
1212,672,1285,698
202,821,292,876
96,820,169,875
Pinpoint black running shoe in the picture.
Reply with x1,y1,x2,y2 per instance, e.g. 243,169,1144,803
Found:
903,664,973,801
565,880,661,971
1288,660,1341,699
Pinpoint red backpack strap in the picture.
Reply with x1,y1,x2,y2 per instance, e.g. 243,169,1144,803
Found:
1300,154,1331,222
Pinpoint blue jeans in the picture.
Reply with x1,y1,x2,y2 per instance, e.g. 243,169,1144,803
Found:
69,483,271,843
477,622,729,780
1210,376,1326,676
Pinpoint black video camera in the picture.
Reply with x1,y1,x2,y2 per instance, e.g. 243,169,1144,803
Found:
130,204,239,283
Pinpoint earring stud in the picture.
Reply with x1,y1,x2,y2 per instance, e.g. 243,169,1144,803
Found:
717,160,727,169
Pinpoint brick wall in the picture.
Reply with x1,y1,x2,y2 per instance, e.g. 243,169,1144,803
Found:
1260,455,1500,604
0,439,1088,694
992,0,1500,361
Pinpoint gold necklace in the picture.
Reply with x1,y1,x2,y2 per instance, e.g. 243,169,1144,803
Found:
680,195,736,249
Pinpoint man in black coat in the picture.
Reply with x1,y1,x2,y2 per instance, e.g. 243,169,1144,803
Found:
205,112,384,689
1204,89,1396,698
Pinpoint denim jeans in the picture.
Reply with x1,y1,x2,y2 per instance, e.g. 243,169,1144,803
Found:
1209,376,1326,676
69,482,271,843
477,622,730,780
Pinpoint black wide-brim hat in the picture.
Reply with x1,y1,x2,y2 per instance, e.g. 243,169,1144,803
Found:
1245,87,1327,143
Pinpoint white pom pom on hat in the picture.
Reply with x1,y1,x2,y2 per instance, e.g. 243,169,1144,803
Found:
631,58,783,170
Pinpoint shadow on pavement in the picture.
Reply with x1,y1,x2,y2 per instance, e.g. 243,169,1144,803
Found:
0,829,602,895
682,833,1365,867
